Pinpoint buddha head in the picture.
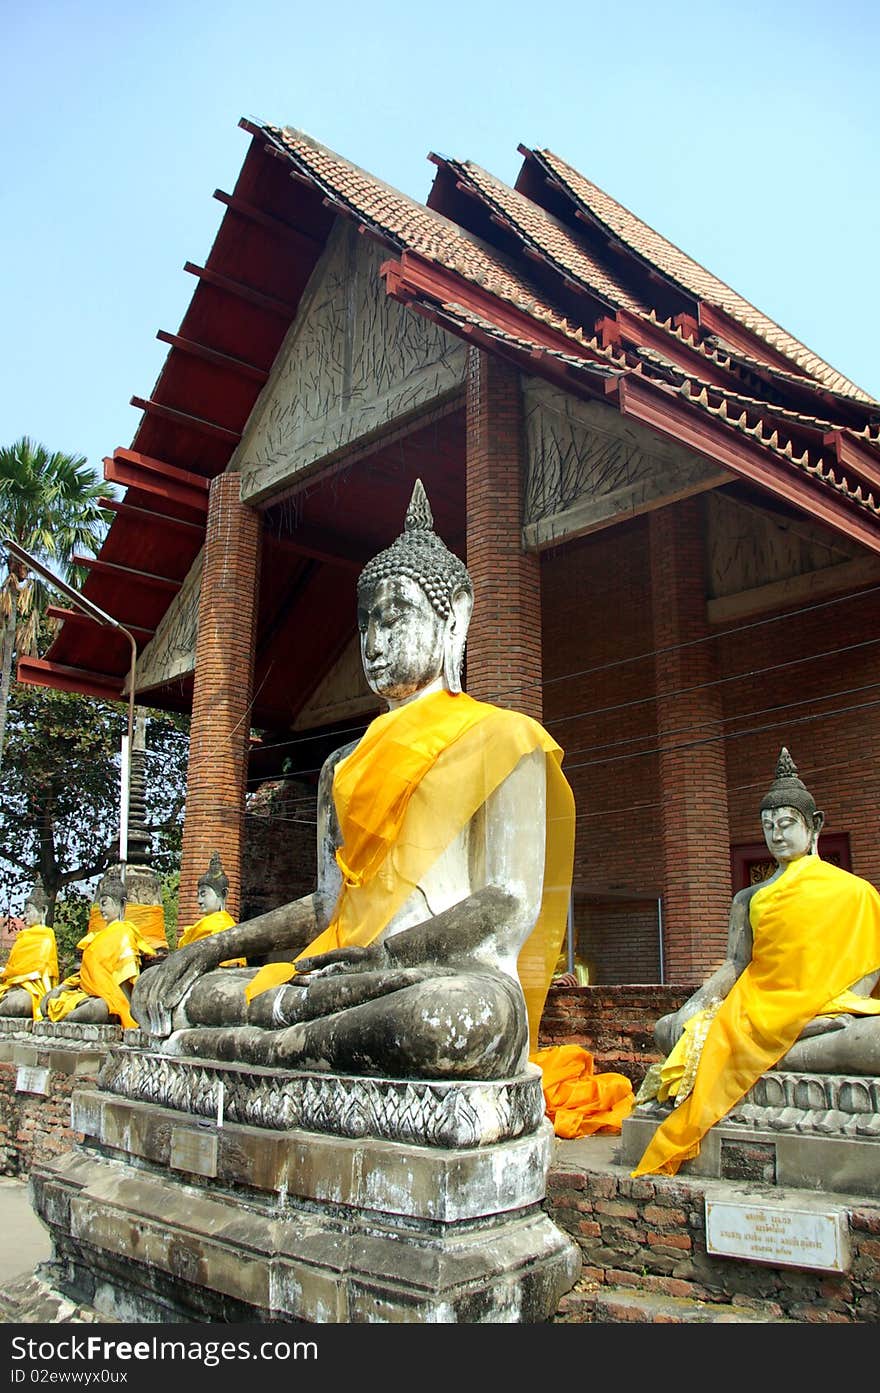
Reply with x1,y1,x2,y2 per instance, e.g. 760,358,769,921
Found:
758,747,824,866
197,851,228,915
357,480,473,706
96,868,127,925
22,874,48,928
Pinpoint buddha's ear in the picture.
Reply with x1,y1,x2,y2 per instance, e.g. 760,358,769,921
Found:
811,809,825,849
443,587,473,694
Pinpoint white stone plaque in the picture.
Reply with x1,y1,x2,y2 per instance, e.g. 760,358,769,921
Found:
170,1125,218,1178
15,1065,49,1095
706,1196,850,1272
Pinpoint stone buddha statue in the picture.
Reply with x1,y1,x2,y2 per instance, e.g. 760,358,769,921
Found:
133,479,576,1080
0,875,58,1019
175,851,245,967
41,870,156,1030
632,747,880,1178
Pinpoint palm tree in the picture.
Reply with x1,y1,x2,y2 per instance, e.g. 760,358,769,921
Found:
0,437,112,766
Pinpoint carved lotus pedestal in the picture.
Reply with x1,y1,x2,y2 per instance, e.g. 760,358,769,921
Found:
30,1039,581,1323
618,1069,880,1195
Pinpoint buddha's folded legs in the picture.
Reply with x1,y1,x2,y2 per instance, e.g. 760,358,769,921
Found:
167,970,528,1079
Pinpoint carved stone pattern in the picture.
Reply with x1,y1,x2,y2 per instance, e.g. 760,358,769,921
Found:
96,1048,545,1148
238,222,467,503
706,492,858,599
134,553,203,693
634,1070,880,1140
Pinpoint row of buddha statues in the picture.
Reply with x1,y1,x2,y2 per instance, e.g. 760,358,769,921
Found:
0,851,237,1030
1,480,878,1177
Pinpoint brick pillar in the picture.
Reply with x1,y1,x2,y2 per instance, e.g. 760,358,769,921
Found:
649,499,731,981
465,348,542,720
179,473,261,925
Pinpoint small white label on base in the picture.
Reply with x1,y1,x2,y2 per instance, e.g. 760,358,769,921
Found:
706,1197,850,1272
15,1065,49,1095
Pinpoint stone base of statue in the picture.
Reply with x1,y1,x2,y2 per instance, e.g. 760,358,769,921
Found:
617,1069,880,1196
29,1038,581,1323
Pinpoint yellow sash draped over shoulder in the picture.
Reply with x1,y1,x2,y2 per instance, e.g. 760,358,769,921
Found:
47,919,153,1031
245,689,575,1049
633,855,880,1178
176,909,245,967
0,925,59,1020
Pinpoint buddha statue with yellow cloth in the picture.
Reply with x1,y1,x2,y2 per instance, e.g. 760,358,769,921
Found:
133,480,579,1082
632,747,880,1178
175,852,245,968
0,876,59,1020
41,870,156,1030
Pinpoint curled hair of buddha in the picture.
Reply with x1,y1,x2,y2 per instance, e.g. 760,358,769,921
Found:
198,850,228,899
758,747,818,822
96,868,127,907
357,478,473,620
25,873,47,914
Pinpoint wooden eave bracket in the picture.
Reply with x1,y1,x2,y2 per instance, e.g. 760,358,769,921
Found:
46,606,155,642
103,449,209,516
17,656,125,702
618,375,880,556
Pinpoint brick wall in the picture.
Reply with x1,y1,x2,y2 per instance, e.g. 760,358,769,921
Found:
465,348,543,719
0,1061,92,1176
539,984,690,1086
180,473,262,925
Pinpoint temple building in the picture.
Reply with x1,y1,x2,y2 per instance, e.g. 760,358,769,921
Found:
21,119,880,987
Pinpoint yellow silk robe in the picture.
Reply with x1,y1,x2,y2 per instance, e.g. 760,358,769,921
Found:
245,689,575,1050
87,901,168,955
177,909,245,967
0,924,59,1019
633,855,880,1177
47,919,154,1030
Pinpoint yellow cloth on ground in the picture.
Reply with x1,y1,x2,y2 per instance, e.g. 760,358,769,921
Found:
0,925,59,1020
531,1045,635,1137
176,909,245,967
88,901,168,954
244,689,575,1051
46,919,154,1030
632,855,880,1178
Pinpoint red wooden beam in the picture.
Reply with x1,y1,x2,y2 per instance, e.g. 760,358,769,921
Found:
184,261,298,318
616,375,880,555
381,251,598,361
46,606,156,643
822,431,880,496
17,656,125,702
98,496,206,535
213,188,324,251
103,449,209,515
697,303,820,381
130,395,242,445
72,554,183,593
596,311,744,391
156,330,269,385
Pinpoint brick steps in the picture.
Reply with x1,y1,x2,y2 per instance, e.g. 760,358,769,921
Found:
555,1279,794,1324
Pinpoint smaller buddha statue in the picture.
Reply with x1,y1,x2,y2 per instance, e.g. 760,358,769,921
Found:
632,747,880,1178
175,852,245,967
0,876,59,1020
40,869,156,1030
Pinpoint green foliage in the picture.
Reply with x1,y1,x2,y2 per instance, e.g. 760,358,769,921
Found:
53,888,92,979
0,683,189,917
161,869,180,949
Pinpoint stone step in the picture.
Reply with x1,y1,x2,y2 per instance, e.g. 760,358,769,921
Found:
555,1282,796,1324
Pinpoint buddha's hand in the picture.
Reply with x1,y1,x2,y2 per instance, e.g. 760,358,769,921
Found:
294,943,389,978
131,938,222,1037
797,1014,850,1040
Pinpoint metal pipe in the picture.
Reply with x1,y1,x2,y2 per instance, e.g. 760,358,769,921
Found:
2,537,138,888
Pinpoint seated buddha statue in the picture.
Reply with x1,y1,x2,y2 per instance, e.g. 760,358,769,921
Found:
175,852,245,968
632,747,880,1178
0,876,59,1019
41,870,156,1029
132,480,577,1081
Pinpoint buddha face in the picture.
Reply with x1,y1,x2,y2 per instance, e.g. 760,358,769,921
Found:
99,893,124,923
358,576,447,705
22,901,42,928
197,883,223,915
760,805,814,866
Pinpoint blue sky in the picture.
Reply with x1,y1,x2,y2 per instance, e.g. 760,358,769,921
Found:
2,0,878,476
